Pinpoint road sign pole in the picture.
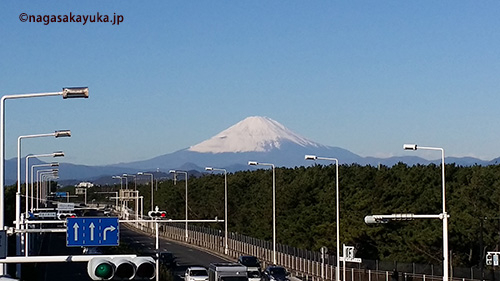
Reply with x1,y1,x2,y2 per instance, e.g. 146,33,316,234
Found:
156,221,159,281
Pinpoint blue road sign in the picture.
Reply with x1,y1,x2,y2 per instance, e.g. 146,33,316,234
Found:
66,217,119,247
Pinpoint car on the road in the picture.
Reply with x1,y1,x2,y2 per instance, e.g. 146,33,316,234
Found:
238,256,262,281
185,266,209,281
237,256,261,269
262,266,289,281
247,268,262,281
159,251,177,268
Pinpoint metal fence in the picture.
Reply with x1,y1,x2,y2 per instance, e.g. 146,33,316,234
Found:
123,209,497,281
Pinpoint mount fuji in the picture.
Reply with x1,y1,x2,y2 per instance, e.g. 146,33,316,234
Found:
115,116,365,172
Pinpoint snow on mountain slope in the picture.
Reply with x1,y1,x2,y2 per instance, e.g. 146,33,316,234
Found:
188,116,325,153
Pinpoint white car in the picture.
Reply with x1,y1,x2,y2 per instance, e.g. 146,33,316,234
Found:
185,267,209,281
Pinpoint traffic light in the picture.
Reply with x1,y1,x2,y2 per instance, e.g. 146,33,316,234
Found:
148,210,167,219
486,252,493,266
87,256,155,280
57,213,76,220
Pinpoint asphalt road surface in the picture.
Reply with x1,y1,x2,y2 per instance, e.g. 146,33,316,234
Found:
119,225,230,280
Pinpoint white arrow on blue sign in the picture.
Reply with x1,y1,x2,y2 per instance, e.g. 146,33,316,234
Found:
66,217,119,247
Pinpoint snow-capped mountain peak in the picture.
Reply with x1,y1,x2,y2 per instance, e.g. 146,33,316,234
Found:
188,116,323,153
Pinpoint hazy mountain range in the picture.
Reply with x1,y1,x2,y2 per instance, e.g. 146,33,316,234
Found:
8,116,499,185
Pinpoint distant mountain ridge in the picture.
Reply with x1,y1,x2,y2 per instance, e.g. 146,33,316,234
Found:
6,116,496,184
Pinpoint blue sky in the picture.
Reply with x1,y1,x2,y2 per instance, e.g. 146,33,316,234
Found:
1,1,499,165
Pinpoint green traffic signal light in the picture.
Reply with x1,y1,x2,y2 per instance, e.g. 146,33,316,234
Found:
95,263,113,279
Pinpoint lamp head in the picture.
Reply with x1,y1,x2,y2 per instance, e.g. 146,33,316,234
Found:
403,144,418,150
52,151,65,157
137,172,144,175
169,170,176,174
50,162,59,167
205,167,213,171
62,87,89,99
54,130,71,138
304,155,318,161
248,161,258,166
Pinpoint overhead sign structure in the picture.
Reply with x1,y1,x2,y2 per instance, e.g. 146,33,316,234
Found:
67,217,119,247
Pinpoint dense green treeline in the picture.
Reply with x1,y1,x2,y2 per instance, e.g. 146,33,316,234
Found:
129,163,500,268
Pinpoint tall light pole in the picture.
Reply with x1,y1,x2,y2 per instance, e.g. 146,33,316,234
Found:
403,144,448,281
38,169,58,207
123,174,138,222
169,170,189,242
0,87,87,275
138,172,154,211
248,161,276,264
0,87,88,239
27,152,63,213
112,176,124,212
24,160,59,259
205,167,228,255
121,174,130,189
123,174,137,190
305,155,340,281
17,130,70,231
112,175,124,189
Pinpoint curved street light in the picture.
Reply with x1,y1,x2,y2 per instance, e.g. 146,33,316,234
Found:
305,155,340,281
205,167,228,255
169,170,189,242
17,131,70,231
0,87,88,239
248,161,276,264
404,144,448,281
26,152,64,214
137,172,154,212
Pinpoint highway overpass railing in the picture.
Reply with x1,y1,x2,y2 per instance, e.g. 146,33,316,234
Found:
120,207,495,281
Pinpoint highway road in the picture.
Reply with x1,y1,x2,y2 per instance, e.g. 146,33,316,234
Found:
21,222,230,281
119,225,230,280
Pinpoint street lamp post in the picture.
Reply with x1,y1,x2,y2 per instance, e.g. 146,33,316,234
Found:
38,170,58,207
138,172,154,212
25,159,60,259
0,87,87,276
123,174,137,190
1,88,87,229
205,167,228,255
27,152,63,214
123,174,139,223
403,144,448,281
248,161,276,264
17,131,70,231
305,155,340,281
169,170,189,242
37,169,58,208
112,175,124,189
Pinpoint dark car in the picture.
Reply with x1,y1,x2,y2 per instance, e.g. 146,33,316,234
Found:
159,251,177,268
262,266,288,281
237,255,261,268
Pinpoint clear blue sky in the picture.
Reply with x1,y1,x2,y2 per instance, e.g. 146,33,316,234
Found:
1,1,499,165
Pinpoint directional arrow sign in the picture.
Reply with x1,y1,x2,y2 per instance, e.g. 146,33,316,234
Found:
66,217,119,247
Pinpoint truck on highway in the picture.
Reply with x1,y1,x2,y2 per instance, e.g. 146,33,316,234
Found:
209,263,249,281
